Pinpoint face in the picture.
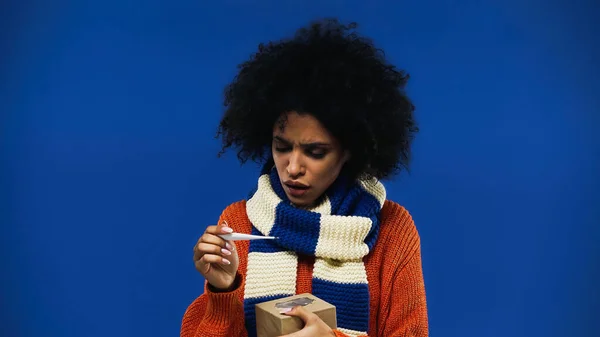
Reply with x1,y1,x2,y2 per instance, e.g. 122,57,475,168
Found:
272,112,349,207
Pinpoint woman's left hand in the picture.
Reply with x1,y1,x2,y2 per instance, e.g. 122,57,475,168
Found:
278,306,336,337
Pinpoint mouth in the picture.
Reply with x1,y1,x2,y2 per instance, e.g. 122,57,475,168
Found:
283,181,310,197
284,181,309,188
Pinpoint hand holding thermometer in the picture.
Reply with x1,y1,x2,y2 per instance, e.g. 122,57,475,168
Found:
218,233,278,241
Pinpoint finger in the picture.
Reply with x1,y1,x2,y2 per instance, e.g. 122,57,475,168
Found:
201,224,235,246
193,238,213,261
194,259,211,274
196,234,231,258
219,221,237,251
195,242,232,260
200,253,232,266
200,232,227,246
193,226,220,254
193,222,235,261
203,225,218,234
205,221,234,235
282,306,314,323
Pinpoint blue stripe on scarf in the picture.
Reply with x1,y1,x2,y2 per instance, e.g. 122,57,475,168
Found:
312,278,371,332
323,174,351,213
358,192,382,251
330,181,360,215
270,202,321,255
269,168,287,200
248,227,282,252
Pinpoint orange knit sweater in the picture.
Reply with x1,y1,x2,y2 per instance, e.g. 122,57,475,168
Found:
180,200,428,337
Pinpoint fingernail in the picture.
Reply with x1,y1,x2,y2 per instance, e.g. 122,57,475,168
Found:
221,248,231,256
225,242,233,250
222,258,231,265
222,227,233,233
279,308,293,314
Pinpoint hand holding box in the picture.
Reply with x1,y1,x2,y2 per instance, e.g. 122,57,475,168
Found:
255,293,337,337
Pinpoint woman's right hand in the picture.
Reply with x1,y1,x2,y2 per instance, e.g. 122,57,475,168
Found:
193,222,239,291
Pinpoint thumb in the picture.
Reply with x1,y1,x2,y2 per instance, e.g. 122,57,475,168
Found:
282,305,312,322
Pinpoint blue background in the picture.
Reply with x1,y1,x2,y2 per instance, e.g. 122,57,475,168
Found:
1,1,598,336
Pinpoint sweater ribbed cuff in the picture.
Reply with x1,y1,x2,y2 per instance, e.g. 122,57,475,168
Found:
203,274,244,327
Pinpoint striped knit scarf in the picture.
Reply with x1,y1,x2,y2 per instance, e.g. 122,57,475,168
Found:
243,167,386,337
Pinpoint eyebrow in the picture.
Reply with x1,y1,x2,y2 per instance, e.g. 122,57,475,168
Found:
273,136,331,148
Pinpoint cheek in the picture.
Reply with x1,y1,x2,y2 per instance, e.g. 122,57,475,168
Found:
272,152,290,175
314,158,344,182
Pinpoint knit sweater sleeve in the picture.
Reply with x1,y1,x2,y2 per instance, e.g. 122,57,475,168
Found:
180,202,250,337
180,278,247,337
382,243,428,336
379,209,429,336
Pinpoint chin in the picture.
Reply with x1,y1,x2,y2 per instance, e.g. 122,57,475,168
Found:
287,195,313,207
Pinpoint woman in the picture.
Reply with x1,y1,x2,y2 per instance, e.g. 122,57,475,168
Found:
181,19,428,337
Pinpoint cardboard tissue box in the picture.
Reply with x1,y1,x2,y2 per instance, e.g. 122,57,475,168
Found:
255,293,337,337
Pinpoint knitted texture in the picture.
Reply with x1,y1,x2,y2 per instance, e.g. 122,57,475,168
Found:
180,201,429,337
243,168,386,337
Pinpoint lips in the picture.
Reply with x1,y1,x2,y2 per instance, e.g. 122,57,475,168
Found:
285,182,308,189
284,181,309,197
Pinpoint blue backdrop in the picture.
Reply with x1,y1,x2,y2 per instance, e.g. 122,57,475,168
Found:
1,1,598,336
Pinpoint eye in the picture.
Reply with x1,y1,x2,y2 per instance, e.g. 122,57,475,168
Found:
274,146,291,153
307,150,327,159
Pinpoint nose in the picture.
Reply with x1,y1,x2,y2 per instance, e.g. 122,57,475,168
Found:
286,150,304,178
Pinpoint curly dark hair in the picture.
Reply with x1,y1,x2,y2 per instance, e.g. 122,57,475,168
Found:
216,18,418,181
